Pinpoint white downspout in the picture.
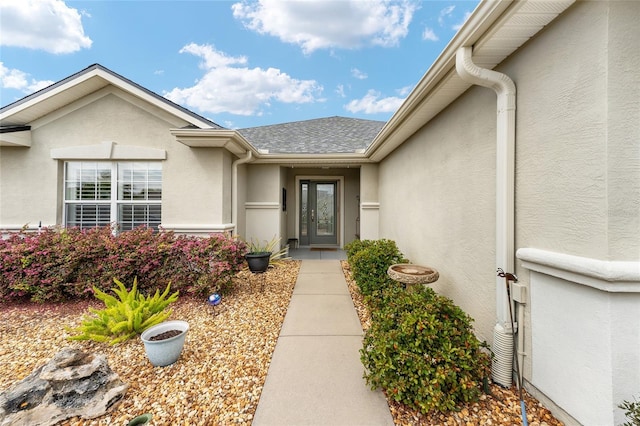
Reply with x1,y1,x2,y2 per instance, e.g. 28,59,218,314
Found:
456,46,517,387
232,150,253,235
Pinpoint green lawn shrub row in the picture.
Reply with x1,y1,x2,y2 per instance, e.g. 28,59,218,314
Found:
346,239,491,414
344,238,408,297
0,226,247,302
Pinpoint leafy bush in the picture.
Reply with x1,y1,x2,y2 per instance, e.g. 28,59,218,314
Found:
344,239,374,261
620,396,640,426
360,286,490,414
0,226,247,302
348,239,408,296
169,233,247,295
68,277,179,345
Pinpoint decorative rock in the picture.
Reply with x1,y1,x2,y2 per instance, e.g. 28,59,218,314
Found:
0,347,128,426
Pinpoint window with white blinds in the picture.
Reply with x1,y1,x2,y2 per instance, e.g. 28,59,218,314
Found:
64,162,162,231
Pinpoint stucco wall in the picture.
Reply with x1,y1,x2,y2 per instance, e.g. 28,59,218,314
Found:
378,2,639,423
378,89,497,343
509,3,640,423
245,164,281,244
0,90,232,232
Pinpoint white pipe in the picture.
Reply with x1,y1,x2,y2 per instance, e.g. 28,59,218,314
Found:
231,150,253,235
456,46,517,387
455,45,516,326
517,301,525,385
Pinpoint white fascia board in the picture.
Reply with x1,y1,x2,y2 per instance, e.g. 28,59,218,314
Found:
252,153,372,165
366,0,575,163
0,130,31,147
95,70,215,129
170,128,256,156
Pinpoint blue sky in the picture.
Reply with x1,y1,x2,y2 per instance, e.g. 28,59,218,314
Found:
0,0,479,129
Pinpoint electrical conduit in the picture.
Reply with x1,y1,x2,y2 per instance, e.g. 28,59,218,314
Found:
455,46,517,387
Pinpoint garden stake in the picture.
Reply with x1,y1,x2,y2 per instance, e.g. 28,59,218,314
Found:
497,268,528,426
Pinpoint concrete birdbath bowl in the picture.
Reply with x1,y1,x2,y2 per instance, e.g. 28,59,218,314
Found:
387,264,439,292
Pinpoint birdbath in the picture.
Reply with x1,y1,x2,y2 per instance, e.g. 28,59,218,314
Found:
387,264,439,292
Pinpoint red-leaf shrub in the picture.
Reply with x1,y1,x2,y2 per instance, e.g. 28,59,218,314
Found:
0,226,247,303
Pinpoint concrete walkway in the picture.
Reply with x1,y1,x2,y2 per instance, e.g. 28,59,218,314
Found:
252,260,394,426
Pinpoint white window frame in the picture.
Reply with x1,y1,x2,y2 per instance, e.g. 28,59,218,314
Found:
63,161,162,231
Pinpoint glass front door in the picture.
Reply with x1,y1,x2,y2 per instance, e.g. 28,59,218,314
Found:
299,180,337,246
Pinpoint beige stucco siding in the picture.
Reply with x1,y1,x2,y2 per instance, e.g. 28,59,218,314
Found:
512,0,639,263
378,87,497,343
512,1,610,262
607,1,640,260
0,90,231,230
378,0,640,345
245,164,281,243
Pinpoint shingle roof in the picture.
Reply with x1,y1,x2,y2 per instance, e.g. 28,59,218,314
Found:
238,116,385,154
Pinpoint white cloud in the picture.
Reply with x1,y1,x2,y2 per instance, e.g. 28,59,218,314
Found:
232,0,418,54
438,5,456,26
0,63,54,94
351,68,367,80
0,0,92,54
397,85,413,97
336,84,346,98
422,27,439,42
165,44,323,116
344,89,404,114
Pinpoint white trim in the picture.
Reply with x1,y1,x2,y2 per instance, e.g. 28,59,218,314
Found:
245,202,280,209
294,176,345,247
361,202,380,210
51,141,166,160
161,223,235,234
517,248,640,293
0,130,31,147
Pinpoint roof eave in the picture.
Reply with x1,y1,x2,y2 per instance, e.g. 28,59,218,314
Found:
252,153,372,166
0,129,31,147
366,0,575,162
170,128,258,156
0,64,220,130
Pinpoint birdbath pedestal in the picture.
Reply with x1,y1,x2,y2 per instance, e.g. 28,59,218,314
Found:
387,264,439,292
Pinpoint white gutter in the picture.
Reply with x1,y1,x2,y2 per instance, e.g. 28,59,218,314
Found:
231,150,253,235
456,45,516,326
456,46,516,387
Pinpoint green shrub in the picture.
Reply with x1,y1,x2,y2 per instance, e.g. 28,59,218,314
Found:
349,239,408,297
68,277,179,345
344,239,374,261
0,226,246,302
360,286,490,414
620,396,640,426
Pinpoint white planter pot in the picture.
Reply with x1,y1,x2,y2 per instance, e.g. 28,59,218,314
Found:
140,320,189,367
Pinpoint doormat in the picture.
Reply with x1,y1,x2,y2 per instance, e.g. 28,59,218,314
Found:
310,247,337,251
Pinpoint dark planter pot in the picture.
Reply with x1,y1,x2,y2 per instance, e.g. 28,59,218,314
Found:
245,252,271,273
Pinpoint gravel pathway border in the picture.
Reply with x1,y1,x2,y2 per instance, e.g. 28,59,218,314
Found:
1,261,300,425
1,260,563,425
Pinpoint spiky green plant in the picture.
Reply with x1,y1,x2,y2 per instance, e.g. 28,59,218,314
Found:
68,277,179,345
246,236,291,266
